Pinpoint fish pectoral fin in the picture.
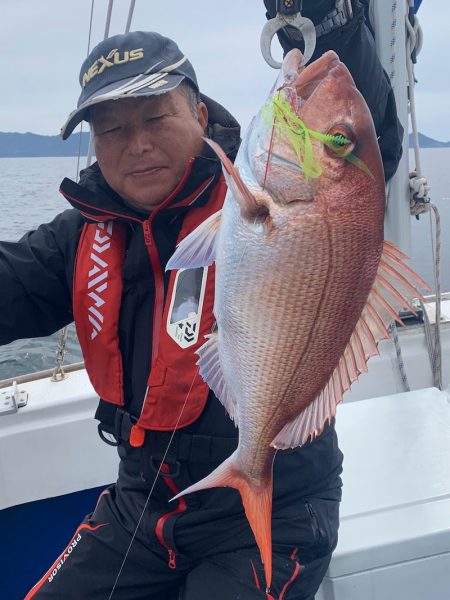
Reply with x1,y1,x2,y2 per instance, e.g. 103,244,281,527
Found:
166,210,222,271
204,138,265,221
271,240,429,451
196,332,239,425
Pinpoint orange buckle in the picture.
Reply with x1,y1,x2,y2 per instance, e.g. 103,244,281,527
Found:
129,424,146,448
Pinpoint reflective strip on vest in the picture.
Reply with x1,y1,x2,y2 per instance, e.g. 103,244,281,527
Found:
73,220,126,406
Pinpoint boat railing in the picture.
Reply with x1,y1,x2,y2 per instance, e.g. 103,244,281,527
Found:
0,361,85,390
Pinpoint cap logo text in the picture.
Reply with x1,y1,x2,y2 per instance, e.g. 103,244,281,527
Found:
82,48,144,88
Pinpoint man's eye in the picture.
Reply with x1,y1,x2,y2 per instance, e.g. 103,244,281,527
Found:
146,115,164,123
96,126,121,136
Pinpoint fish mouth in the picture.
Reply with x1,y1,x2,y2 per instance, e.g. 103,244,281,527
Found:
285,50,341,103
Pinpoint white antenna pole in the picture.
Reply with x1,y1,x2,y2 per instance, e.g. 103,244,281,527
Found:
125,0,136,34
371,0,411,254
104,0,114,39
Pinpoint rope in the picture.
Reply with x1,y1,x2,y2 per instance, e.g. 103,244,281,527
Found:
389,0,398,84
51,326,69,382
409,171,430,217
405,1,428,216
430,203,443,388
417,204,443,390
418,297,436,376
389,323,410,391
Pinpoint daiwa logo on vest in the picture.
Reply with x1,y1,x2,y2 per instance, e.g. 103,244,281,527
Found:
82,47,144,88
87,222,113,340
167,267,208,349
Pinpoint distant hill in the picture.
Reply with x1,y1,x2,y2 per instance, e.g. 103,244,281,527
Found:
0,130,449,157
409,132,450,148
0,132,91,157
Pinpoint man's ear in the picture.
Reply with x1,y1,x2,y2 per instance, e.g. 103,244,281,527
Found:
197,101,208,132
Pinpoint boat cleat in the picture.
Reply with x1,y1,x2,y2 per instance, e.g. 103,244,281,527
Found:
0,381,28,416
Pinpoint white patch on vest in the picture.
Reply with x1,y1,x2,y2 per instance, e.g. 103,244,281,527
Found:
87,221,113,340
167,267,208,349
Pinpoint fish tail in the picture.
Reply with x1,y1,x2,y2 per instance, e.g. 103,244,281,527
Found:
171,453,274,591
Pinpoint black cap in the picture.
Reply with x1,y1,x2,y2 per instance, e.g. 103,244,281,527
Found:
61,31,199,140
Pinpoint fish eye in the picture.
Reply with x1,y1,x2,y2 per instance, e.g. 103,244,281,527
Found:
324,126,355,157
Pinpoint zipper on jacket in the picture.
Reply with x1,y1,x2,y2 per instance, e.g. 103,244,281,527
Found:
140,159,196,370
154,464,187,569
142,219,165,367
305,501,325,544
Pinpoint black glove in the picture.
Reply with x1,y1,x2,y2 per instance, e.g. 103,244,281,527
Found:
264,1,337,25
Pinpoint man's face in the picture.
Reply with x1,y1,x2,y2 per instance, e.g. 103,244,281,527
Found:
90,89,208,212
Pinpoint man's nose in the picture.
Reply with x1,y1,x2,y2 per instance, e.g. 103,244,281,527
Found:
127,128,155,154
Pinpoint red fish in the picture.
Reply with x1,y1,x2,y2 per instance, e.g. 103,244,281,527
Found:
167,49,428,591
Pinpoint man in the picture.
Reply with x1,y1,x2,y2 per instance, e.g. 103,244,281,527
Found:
1,3,402,599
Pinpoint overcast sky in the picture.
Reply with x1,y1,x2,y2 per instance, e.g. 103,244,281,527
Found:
1,0,448,141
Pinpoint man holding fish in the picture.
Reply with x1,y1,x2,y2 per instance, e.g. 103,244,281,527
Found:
1,2,408,598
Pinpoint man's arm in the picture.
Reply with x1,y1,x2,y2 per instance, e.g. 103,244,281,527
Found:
263,0,404,181
0,209,83,345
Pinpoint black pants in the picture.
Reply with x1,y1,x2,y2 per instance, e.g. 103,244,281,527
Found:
25,449,341,600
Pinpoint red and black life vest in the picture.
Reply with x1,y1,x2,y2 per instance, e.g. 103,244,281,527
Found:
73,176,227,445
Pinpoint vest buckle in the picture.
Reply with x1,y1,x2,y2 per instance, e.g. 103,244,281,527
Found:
129,424,146,448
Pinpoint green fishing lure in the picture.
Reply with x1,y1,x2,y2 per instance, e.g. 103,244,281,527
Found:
262,92,373,179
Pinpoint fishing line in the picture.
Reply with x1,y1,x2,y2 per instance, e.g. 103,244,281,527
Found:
107,369,200,600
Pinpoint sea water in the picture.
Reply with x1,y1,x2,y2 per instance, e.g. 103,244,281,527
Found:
0,151,449,379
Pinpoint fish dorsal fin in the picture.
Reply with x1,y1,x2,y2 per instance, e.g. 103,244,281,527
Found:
166,210,222,271
271,240,429,449
204,138,264,221
196,332,239,425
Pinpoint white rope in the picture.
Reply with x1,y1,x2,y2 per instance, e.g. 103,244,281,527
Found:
405,0,425,201
409,171,430,217
51,326,69,382
389,0,398,84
